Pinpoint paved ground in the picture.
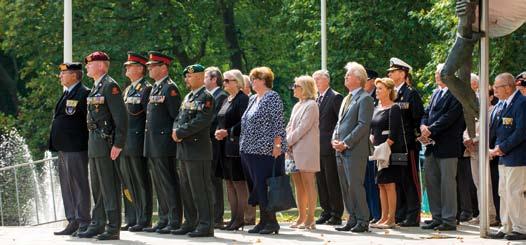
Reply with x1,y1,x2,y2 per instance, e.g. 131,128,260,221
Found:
0,222,523,245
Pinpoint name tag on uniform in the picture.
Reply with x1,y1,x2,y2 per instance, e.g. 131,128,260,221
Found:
149,95,165,104
65,100,78,115
398,102,410,109
87,96,105,105
381,130,390,135
126,97,141,104
502,117,513,126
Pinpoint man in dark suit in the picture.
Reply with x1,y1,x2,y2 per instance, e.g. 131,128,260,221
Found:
387,57,424,226
118,52,153,232
172,64,215,237
204,66,228,228
420,64,465,231
312,70,344,225
142,51,183,234
80,51,127,240
332,62,374,233
489,73,526,241
49,62,90,236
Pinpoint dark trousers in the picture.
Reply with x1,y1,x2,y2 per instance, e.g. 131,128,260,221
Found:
316,154,344,219
179,160,214,232
364,160,381,220
88,156,121,233
490,158,501,221
118,156,153,227
457,156,476,218
240,153,284,208
211,139,224,224
57,151,91,226
395,149,421,223
148,157,182,227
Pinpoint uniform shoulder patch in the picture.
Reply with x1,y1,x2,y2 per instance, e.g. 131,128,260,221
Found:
170,89,178,97
205,98,212,109
112,86,120,95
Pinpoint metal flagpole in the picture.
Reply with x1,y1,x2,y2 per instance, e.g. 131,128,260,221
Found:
64,0,72,63
478,0,490,237
321,0,327,70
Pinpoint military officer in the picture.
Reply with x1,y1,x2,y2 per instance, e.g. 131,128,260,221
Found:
142,51,183,234
171,64,215,237
118,52,153,232
387,57,425,227
49,62,91,236
78,51,127,240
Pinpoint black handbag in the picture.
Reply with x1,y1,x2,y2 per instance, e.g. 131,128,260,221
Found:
224,127,240,157
389,105,409,166
266,158,296,212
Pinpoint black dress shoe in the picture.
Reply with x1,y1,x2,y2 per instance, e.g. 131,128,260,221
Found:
171,226,194,235
214,222,225,229
399,220,420,227
326,217,342,225
335,221,356,231
458,214,473,222
78,227,104,238
188,229,214,237
315,215,331,225
143,224,166,233
350,223,369,233
421,221,442,230
128,224,145,232
423,220,433,225
96,231,120,240
158,224,180,234
54,222,79,235
488,231,506,239
259,223,280,235
248,222,266,233
120,224,134,231
505,232,526,241
435,223,456,231
71,225,88,237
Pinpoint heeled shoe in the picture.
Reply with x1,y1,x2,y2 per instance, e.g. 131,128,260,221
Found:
220,220,235,230
259,223,280,235
370,221,386,228
289,221,302,228
298,223,316,230
226,222,244,231
376,223,396,229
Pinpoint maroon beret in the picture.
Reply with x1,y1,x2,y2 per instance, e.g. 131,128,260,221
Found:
84,51,110,64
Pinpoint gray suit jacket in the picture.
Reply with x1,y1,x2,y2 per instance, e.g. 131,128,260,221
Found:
332,88,374,159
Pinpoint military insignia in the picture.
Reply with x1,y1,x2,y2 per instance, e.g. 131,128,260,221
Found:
188,66,194,73
65,100,78,115
126,97,141,104
112,86,120,95
205,100,212,109
136,83,142,91
502,117,513,126
123,188,133,202
398,102,410,109
170,89,177,97
87,96,105,105
149,95,165,104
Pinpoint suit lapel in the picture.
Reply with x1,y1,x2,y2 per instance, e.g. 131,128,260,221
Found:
319,89,333,112
341,89,362,120
500,92,519,118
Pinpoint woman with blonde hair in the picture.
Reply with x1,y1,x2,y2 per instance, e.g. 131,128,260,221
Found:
369,77,404,229
287,75,320,230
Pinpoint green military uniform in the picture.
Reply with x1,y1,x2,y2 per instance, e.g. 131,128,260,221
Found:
173,65,215,237
143,51,183,234
119,70,153,231
83,69,127,240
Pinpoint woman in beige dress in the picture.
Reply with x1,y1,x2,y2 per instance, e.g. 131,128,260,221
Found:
286,75,320,230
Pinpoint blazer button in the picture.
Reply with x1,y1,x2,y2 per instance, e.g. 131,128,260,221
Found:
193,138,198,142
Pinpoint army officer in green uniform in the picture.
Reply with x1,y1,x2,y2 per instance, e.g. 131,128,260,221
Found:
142,51,183,234
78,51,127,240
118,52,153,232
171,64,215,237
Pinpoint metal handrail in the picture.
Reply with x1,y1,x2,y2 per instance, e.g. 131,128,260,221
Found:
0,155,59,226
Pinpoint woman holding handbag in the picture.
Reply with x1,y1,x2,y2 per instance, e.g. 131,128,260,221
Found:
286,75,320,230
214,69,250,231
369,78,405,229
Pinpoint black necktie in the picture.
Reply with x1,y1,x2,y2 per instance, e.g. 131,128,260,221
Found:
317,95,324,105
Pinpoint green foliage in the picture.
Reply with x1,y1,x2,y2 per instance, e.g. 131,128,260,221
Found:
0,0,524,157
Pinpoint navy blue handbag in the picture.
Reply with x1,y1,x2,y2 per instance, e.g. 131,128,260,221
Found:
266,158,296,212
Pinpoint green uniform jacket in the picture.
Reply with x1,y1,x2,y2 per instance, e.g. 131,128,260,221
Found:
86,74,128,158
144,77,181,157
173,86,214,161
123,78,152,157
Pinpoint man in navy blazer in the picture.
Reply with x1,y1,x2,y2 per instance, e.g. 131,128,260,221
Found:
419,64,465,231
489,73,526,241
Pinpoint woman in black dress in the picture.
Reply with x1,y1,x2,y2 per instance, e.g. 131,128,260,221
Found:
214,69,249,231
369,78,404,229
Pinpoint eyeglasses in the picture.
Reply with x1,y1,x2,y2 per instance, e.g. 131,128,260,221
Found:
223,79,233,84
250,77,262,82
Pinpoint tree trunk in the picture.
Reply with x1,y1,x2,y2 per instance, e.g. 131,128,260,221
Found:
218,0,244,70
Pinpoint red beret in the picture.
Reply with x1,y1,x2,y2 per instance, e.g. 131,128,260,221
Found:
84,51,110,64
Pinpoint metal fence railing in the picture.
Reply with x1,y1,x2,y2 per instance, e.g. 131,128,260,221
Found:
0,155,64,226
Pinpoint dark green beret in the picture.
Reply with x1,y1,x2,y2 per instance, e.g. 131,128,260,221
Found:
183,64,205,76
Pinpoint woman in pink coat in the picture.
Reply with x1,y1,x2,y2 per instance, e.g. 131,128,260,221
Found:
286,75,320,230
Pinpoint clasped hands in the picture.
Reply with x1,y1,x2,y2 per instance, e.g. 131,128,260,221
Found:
332,140,347,152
